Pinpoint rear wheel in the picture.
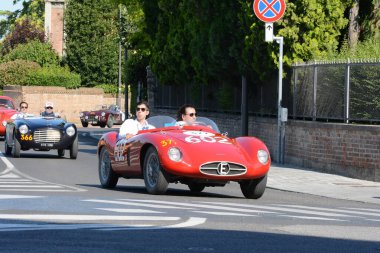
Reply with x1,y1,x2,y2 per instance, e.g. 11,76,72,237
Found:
98,147,118,188
69,136,78,159
99,123,106,128
239,174,268,199
11,136,21,158
4,137,12,155
81,122,88,127
143,147,169,194
107,116,114,128
58,149,65,157
188,182,206,193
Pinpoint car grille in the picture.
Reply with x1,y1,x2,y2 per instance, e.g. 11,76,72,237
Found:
33,129,61,143
88,115,96,121
200,162,247,176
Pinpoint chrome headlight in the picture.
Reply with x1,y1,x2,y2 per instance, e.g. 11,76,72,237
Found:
101,112,105,117
257,150,269,165
168,147,182,162
66,126,76,136
19,125,29,134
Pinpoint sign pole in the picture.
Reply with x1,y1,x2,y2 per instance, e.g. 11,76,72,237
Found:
274,36,284,163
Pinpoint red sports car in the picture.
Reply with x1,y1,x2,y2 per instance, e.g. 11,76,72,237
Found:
79,104,125,128
97,116,271,199
0,96,17,136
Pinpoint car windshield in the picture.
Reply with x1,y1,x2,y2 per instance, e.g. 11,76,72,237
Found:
147,115,220,133
0,99,15,109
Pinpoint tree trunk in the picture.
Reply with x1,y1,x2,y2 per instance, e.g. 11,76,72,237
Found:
348,0,360,49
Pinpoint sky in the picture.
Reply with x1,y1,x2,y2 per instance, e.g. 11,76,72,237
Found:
0,0,24,20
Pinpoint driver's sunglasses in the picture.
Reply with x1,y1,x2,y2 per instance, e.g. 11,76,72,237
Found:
186,113,197,117
21,106,28,109
46,107,53,109
136,107,147,112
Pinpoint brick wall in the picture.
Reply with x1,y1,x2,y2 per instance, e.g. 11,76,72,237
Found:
154,108,380,182
4,85,125,124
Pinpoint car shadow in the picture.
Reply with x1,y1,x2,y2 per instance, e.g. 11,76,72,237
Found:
78,184,241,199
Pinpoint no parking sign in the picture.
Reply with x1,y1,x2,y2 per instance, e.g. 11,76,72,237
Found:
253,0,286,23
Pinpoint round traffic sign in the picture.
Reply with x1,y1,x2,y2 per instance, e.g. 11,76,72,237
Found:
253,0,286,23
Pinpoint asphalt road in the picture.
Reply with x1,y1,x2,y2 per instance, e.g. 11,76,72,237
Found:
0,128,379,253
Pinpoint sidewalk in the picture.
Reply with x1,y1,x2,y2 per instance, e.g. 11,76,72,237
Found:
268,163,380,204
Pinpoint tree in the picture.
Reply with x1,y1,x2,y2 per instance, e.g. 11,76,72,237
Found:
65,0,120,86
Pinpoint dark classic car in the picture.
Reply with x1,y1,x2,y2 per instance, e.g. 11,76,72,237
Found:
79,104,125,128
4,116,78,159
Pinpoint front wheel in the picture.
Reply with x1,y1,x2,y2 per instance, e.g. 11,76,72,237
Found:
239,174,268,199
81,122,88,127
4,137,12,155
98,147,118,188
107,116,114,128
69,136,78,159
143,147,169,194
12,136,21,158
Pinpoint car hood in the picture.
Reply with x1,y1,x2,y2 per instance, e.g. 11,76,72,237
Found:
152,128,255,164
19,117,67,128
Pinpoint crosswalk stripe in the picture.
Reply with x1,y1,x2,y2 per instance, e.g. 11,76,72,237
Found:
0,214,180,221
84,199,193,210
96,208,164,214
278,215,347,221
120,199,278,214
193,211,256,217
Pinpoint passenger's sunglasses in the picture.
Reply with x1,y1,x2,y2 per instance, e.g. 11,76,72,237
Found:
186,113,197,117
20,106,28,109
136,107,147,112
46,107,53,109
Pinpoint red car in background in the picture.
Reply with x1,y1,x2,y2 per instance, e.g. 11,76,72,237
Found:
79,104,125,128
0,96,17,136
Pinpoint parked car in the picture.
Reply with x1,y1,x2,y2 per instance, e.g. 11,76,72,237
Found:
79,104,125,128
97,116,271,199
0,96,18,136
4,116,78,159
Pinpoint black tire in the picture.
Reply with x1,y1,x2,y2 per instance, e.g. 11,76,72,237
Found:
107,116,114,128
239,174,268,199
188,182,206,193
58,149,65,157
69,136,78,159
98,147,118,188
143,146,169,194
11,136,21,158
99,123,106,128
81,122,88,127
4,137,12,156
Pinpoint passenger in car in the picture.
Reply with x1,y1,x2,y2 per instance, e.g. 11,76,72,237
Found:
175,104,197,126
41,101,59,117
119,101,155,139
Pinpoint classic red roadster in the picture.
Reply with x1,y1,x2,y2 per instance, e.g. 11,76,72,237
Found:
97,116,271,199
0,96,18,136
79,104,125,128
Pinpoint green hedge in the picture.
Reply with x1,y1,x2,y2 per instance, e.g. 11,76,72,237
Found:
1,40,59,67
26,66,81,88
0,60,41,87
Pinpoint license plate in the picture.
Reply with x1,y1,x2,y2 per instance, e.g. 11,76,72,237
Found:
40,143,54,147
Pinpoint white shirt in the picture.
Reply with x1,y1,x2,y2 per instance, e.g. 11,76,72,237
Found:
119,119,155,138
11,113,33,120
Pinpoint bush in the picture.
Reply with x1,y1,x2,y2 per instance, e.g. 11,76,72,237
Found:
0,60,41,87
95,83,125,95
1,40,59,67
26,66,81,88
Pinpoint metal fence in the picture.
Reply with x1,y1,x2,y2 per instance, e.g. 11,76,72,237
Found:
151,60,380,124
292,59,380,123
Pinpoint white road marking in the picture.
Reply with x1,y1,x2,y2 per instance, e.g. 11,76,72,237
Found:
96,208,164,214
0,214,180,222
278,215,347,221
0,151,85,192
120,199,278,214
0,194,43,199
193,211,256,217
84,199,194,210
199,201,353,217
